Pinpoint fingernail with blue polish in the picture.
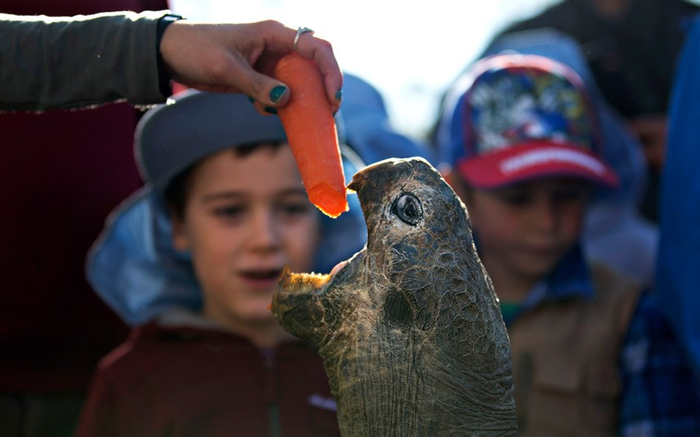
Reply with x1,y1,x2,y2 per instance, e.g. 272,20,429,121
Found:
269,86,288,103
264,107,278,115
247,95,255,103
335,89,343,102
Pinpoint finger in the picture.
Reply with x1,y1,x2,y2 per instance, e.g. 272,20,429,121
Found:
247,71,290,108
293,35,343,111
252,100,278,116
182,60,290,109
219,50,291,108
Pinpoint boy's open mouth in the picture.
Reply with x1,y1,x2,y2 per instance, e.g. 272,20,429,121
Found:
240,269,284,280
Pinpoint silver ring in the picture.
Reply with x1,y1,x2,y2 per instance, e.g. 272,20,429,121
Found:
293,27,314,51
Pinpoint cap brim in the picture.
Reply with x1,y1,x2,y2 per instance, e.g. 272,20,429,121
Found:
457,141,619,189
136,90,288,196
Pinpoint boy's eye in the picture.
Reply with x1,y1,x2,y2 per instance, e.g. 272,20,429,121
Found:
499,191,532,206
552,187,589,203
213,205,245,217
279,201,312,216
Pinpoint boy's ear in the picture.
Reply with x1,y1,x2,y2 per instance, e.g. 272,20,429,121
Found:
171,217,190,251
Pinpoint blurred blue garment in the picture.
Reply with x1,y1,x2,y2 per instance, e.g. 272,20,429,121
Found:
87,190,200,325
339,73,434,165
657,14,700,378
480,29,658,288
619,291,700,435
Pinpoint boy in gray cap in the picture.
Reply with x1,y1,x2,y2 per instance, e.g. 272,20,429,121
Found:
75,90,366,436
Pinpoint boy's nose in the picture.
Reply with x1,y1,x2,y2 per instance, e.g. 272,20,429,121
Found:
531,195,560,232
249,210,281,252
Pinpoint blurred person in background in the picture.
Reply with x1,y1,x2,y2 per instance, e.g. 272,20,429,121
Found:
434,53,700,436
479,28,659,289
493,0,700,222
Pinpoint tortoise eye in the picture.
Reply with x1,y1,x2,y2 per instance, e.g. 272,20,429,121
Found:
392,193,423,226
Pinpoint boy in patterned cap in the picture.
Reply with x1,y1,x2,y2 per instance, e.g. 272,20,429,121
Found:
434,54,700,436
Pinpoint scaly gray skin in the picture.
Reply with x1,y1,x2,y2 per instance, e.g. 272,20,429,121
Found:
272,157,516,436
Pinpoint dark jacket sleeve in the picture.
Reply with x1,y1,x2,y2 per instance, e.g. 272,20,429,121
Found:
0,10,169,111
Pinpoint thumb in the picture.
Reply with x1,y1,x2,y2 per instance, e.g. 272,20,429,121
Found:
243,70,290,108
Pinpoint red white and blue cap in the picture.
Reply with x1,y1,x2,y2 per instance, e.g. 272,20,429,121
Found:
436,54,618,188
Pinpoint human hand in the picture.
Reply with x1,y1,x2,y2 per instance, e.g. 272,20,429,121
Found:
159,19,343,114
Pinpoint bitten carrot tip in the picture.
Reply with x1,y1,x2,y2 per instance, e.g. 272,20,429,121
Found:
308,182,349,218
273,53,348,219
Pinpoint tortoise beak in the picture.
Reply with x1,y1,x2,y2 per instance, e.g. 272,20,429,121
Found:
347,170,368,194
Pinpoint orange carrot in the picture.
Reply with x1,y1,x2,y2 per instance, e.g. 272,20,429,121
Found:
274,53,348,218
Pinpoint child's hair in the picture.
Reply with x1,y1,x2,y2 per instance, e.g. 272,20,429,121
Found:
164,141,285,220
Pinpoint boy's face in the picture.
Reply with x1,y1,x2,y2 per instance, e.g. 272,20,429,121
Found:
172,144,321,332
456,176,589,289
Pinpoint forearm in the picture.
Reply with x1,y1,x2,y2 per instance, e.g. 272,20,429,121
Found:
0,10,168,111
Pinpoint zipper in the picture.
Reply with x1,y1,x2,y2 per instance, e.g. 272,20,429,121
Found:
262,348,280,437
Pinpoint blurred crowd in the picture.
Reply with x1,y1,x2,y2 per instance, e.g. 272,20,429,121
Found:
2,0,699,436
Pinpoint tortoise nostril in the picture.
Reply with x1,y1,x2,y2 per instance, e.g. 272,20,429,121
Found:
384,290,414,327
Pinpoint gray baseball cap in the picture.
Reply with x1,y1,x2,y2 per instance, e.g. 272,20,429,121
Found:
135,90,288,195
